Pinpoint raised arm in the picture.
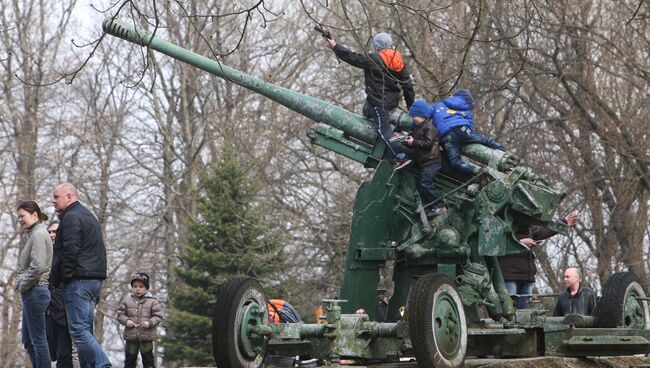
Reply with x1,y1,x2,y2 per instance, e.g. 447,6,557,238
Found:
331,44,371,69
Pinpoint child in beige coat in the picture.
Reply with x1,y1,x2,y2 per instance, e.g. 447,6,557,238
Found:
117,272,164,368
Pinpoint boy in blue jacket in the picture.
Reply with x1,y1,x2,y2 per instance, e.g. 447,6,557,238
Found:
432,89,505,176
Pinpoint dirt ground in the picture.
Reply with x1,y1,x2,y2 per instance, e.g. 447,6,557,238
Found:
464,356,650,368
187,355,650,368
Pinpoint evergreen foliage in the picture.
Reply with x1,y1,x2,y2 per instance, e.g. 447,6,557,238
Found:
162,144,284,365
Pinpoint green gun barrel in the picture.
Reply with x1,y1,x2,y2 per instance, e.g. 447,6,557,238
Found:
102,18,520,170
102,17,411,146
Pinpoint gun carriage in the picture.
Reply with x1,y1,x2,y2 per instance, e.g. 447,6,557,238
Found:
104,18,650,368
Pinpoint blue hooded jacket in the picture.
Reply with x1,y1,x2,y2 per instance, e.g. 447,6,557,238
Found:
431,95,475,136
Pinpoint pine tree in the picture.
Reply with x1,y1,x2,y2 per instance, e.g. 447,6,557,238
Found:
162,144,284,365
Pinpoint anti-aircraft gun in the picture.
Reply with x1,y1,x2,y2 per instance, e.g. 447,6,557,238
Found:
104,18,650,368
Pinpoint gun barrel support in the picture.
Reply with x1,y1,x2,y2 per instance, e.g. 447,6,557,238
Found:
485,256,516,320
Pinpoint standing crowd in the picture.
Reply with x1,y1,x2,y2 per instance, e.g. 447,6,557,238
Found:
15,183,164,368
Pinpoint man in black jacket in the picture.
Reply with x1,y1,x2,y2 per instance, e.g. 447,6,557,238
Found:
498,212,577,309
553,267,597,316
51,183,111,367
325,32,415,169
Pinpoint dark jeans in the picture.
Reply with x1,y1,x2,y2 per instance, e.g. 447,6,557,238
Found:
125,341,155,368
47,315,74,367
417,162,444,210
22,285,51,368
440,125,505,176
64,279,111,368
363,103,400,161
505,280,533,309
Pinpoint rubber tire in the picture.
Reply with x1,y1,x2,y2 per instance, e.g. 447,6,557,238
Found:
408,273,467,368
596,271,650,329
213,277,268,368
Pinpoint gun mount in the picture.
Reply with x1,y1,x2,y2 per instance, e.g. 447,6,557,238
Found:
104,18,650,368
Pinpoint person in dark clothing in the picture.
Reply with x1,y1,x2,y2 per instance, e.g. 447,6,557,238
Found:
405,100,445,217
325,32,415,169
498,212,578,309
353,289,390,322
376,289,389,323
267,299,301,324
553,267,597,316
50,183,111,368
46,220,80,368
265,299,301,367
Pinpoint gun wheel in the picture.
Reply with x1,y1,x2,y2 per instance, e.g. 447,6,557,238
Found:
596,271,650,329
213,277,268,368
409,273,467,368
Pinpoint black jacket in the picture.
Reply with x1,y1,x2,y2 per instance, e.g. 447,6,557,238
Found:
553,284,597,316
48,232,67,325
409,121,442,168
50,201,107,287
498,225,558,282
332,44,415,110
47,286,67,326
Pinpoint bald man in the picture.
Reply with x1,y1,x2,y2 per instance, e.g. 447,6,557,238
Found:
50,183,111,367
553,267,597,316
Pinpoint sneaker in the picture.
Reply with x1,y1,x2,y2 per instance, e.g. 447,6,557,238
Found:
426,207,447,218
392,159,412,171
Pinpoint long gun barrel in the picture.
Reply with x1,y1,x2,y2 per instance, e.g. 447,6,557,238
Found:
102,18,406,147
102,18,518,170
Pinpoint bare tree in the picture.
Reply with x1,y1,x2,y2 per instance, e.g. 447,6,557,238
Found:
4,0,649,364
0,1,79,365
479,1,650,290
